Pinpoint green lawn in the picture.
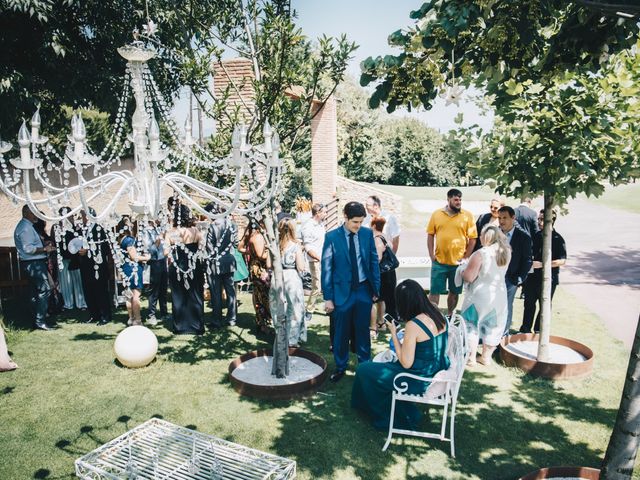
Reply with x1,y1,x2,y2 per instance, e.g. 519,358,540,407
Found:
0,288,631,480
580,182,640,214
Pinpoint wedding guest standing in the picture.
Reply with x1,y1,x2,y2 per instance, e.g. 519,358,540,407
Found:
55,208,87,311
145,219,168,326
519,210,567,334
165,204,205,335
300,203,327,321
78,208,112,326
427,189,477,317
239,220,272,333
498,206,532,335
459,225,511,366
271,218,306,347
370,216,397,336
205,204,238,328
14,205,55,330
322,201,380,383
117,218,150,327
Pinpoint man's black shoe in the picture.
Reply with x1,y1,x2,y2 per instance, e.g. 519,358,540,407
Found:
330,371,345,383
97,318,109,326
83,317,96,324
33,323,53,331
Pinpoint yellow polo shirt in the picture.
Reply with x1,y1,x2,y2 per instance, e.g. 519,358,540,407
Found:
426,208,477,265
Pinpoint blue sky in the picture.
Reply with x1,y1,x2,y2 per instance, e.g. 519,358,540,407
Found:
292,0,492,132
174,1,492,134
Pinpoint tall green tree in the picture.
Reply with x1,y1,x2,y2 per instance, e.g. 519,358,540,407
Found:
382,117,458,187
361,2,640,476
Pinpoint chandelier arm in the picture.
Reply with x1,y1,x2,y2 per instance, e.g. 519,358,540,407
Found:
21,174,134,223
233,169,282,214
162,172,239,199
161,172,243,219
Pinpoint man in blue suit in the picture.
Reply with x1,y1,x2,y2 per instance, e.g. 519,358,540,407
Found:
322,201,381,383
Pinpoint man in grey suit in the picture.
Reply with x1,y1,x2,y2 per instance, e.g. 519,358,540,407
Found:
205,204,238,328
322,201,381,382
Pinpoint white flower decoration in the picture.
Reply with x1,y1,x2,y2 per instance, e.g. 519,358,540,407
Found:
440,84,464,107
143,19,158,37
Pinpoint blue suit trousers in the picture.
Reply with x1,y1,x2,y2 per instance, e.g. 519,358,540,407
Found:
333,282,373,372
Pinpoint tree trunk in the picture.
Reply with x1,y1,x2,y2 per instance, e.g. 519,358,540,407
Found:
600,315,640,479
536,193,554,362
262,210,289,378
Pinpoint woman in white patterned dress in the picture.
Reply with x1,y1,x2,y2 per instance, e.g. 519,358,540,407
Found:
460,224,511,366
271,218,307,347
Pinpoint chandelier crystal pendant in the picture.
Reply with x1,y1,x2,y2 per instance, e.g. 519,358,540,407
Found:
0,32,283,288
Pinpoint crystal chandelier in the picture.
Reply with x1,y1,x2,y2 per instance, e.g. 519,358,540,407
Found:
0,35,283,285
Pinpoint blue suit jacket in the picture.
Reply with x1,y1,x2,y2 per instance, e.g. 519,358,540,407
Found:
321,225,381,307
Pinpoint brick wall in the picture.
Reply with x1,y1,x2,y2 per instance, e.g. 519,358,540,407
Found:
310,96,337,204
212,58,255,122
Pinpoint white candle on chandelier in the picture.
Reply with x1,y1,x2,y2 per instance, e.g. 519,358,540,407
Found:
230,125,243,167
263,119,272,153
73,113,86,162
149,117,160,160
239,123,247,151
18,121,31,164
30,108,41,143
269,130,281,166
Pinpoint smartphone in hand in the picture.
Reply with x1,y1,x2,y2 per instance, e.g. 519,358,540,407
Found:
383,313,399,327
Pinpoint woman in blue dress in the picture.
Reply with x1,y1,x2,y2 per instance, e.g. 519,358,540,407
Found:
116,218,150,326
352,279,450,430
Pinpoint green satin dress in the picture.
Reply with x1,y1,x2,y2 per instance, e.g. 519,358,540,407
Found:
351,317,450,430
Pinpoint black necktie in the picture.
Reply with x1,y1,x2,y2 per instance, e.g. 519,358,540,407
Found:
349,232,359,289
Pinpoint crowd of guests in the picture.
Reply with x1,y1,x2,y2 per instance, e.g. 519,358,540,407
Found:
4,190,567,434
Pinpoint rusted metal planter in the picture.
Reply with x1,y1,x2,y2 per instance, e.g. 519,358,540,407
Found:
228,348,328,400
519,466,601,479
500,333,594,380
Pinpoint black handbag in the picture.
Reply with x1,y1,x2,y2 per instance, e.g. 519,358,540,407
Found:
378,236,400,273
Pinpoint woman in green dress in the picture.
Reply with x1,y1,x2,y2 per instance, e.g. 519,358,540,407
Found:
351,279,450,430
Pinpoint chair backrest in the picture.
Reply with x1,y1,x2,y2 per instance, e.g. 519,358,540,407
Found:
423,319,466,400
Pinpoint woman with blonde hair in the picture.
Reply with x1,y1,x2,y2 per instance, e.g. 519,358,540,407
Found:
270,217,307,347
459,224,511,366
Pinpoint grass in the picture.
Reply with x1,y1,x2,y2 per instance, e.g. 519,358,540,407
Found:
0,287,632,479
580,182,640,214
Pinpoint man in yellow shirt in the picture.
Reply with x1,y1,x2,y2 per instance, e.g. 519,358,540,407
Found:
426,189,478,316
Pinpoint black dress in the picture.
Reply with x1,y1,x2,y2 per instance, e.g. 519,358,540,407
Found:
170,243,204,334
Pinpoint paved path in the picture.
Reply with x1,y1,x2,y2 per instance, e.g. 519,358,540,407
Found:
397,198,640,349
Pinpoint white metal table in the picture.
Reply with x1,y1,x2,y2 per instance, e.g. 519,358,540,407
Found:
75,418,296,479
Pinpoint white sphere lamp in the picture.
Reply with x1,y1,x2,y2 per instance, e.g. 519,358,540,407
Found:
114,326,158,368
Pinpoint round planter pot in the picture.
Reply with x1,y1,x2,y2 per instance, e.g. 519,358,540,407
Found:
519,466,600,479
228,348,328,400
500,333,594,380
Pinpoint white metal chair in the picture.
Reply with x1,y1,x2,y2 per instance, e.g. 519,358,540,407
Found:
382,314,470,456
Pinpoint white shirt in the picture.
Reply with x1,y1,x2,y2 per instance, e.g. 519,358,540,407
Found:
300,218,326,263
364,210,401,245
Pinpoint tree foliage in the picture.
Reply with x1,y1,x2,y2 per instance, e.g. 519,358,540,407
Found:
383,117,459,186
336,78,462,186
360,0,639,113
